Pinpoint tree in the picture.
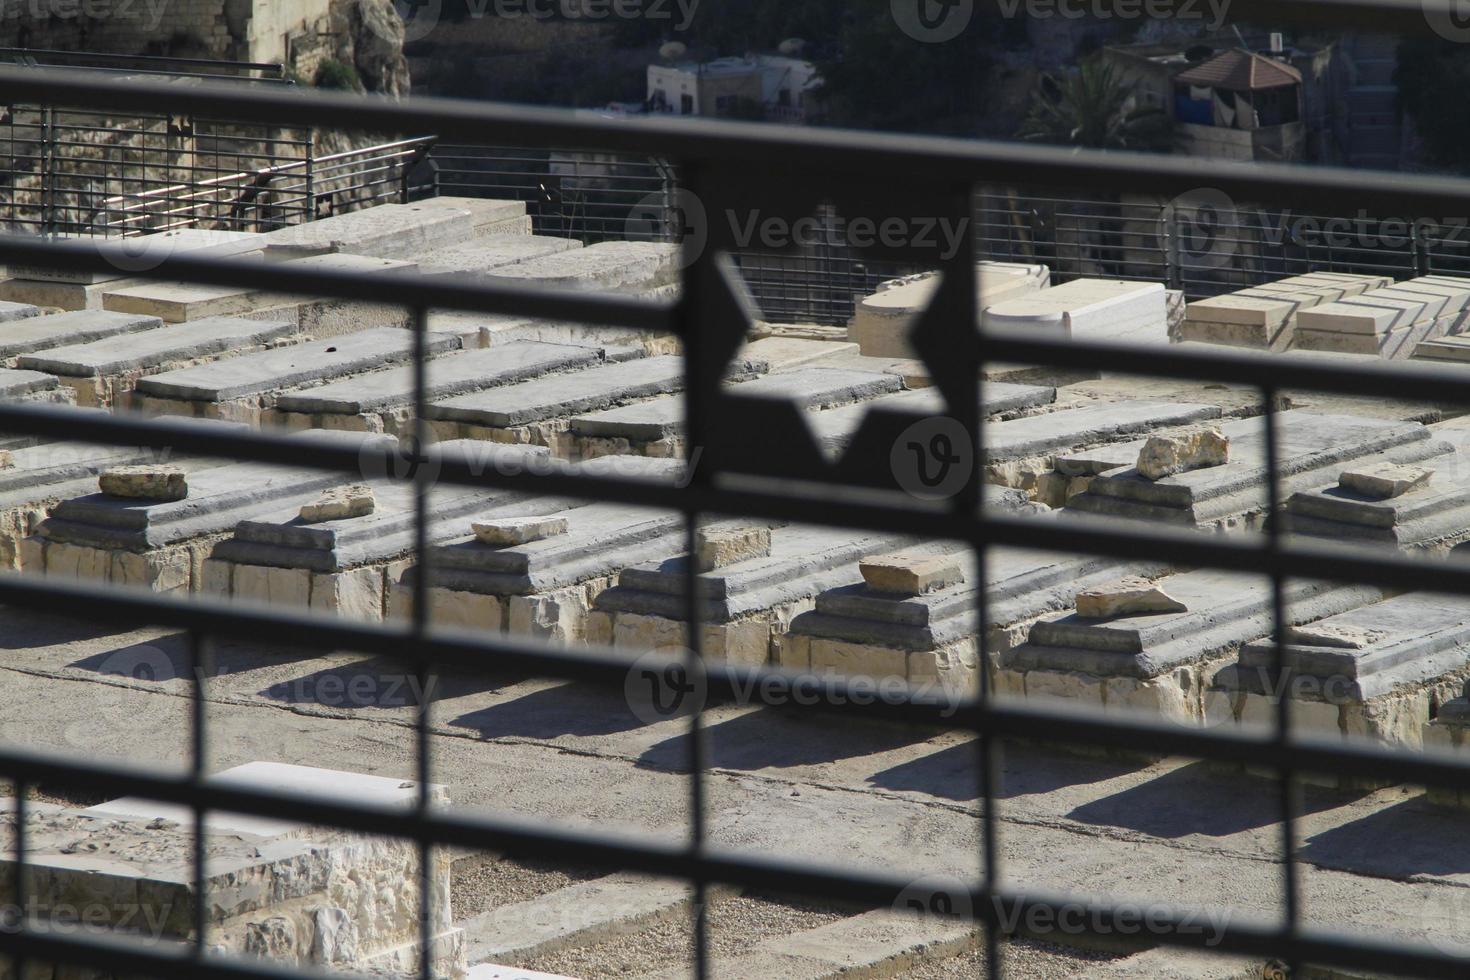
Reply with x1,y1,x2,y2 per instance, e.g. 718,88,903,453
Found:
1019,57,1174,152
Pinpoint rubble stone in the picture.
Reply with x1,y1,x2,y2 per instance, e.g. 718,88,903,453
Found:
695,526,771,571
99,465,188,500
1075,576,1188,617
472,515,569,546
1136,426,1229,481
1339,462,1433,500
299,484,375,523
859,551,965,596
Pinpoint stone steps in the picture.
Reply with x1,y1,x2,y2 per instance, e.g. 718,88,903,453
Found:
16,315,298,408
130,326,464,424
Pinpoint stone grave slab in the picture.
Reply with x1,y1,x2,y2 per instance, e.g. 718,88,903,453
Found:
806,383,1057,458
0,299,38,322
262,201,479,260
0,760,463,979
1295,275,1470,358
1218,592,1470,750
17,315,298,407
478,240,679,293
982,278,1168,345
131,327,463,424
408,195,531,236
847,262,1049,359
5,228,268,284
102,280,266,322
413,234,582,275
1065,412,1441,527
202,443,557,619
274,340,627,436
28,430,391,593
391,498,688,643
1001,569,1385,726
0,309,162,365
1178,271,1392,350
427,354,764,452
569,366,902,458
782,541,1168,699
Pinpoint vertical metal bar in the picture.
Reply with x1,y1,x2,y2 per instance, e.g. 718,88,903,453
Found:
1261,385,1301,974
190,630,211,959
10,779,28,980
679,162,710,980
411,302,434,980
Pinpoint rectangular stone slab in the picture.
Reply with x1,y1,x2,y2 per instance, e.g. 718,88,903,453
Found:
1067,413,1432,508
806,383,1057,455
102,281,263,322
135,327,462,402
7,229,268,283
1235,593,1470,695
427,502,686,594
570,367,902,441
0,367,64,399
983,400,1221,462
1183,272,1390,328
983,279,1167,344
275,340,615,415
261,201,477,260
17,316,297,377
0,300,39,322
1286,457,1470,530
40,431,388,549
1010,571,1382,678
478,241,678,291
1297,293,1440,336
599,524,911,622
0,309,162,360
413,234,582,275
428,355,688,428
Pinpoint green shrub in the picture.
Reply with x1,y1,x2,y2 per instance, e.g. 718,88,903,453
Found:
314,60,361,91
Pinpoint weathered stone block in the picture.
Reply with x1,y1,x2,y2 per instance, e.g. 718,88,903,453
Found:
99,465,188,500
426,587,503,632
695,526,771,572
1075,576,1187,618
299,484,375,523
234,563,313,608
858,551,964,597
1136,426,1228,481
472,515,569,546
309,567,384,621
1339,462,1433,500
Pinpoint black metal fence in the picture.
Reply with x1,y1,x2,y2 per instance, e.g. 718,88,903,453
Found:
7,61,1470,980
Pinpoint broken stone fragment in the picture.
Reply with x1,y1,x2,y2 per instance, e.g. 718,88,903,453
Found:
1075,576,1187,617
695,526,771,571
859,551,965,596
1338,462,1432,500
1283,623,1387,649
99,465,188,501
1136,426,1229,481
0,451,12,470
299,484,375,523
473,515,568,546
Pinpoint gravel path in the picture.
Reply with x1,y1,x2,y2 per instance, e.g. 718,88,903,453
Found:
452,854,604,919
897,937,1121,978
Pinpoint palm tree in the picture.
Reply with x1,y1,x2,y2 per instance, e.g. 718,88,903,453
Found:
1019,57,1176,152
